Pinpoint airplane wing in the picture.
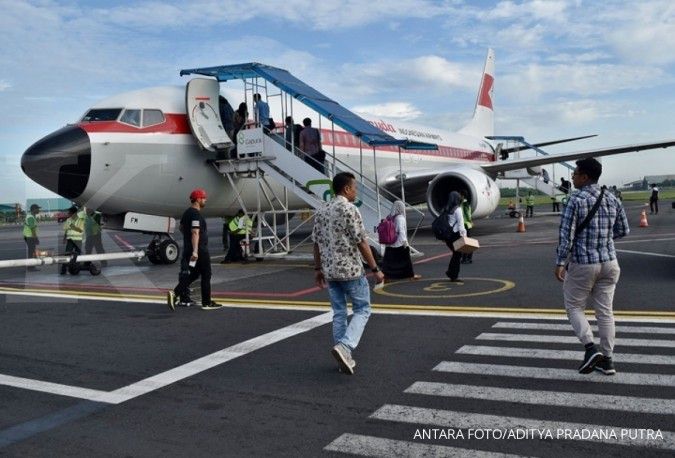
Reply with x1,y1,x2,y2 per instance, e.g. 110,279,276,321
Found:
491,134,597,158
481,139,675,174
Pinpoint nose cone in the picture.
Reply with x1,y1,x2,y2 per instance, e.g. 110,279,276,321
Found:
21,125,91,199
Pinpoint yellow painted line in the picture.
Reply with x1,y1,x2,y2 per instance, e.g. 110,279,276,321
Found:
2,287,675,319
374,277,515,299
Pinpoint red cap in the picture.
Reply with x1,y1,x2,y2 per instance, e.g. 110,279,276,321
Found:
190,188,207,201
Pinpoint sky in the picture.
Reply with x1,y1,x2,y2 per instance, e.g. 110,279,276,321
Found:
1,0,674,203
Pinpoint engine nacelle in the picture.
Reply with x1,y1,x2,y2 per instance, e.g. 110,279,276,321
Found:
426,167,501,218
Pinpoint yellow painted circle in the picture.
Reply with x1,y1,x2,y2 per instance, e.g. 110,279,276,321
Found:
373,277,515,298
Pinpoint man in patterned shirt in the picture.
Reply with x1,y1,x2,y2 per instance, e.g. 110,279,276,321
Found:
555,158,629,376
312,172,384,375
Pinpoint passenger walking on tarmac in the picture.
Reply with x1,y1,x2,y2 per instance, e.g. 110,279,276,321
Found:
443,191,467,282
312,172,384,375
299,118,324,174
166,189,222,311
61,206,85,275
460,191,474,264
222,209,252,263
525,191,535,218
23,204,41,268
555,158,629,375
551,195,561,212
381,200,421,281
84,208,107,267
649,183,659,214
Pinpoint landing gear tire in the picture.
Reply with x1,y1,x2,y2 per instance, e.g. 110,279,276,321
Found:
146,240,162,264
89,263,101,276
158,239,179,264
68,263,81,275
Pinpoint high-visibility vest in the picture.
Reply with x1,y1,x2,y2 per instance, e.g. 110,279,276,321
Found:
228,215,252,235
64,213,85,241
85,212,102,236
23,214,38,238
461,200,473,230
526,195,535,206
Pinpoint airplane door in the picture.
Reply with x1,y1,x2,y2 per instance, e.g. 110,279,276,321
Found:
186,78,233,152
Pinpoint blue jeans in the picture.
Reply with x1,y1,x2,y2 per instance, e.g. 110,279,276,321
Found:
327,276,372,352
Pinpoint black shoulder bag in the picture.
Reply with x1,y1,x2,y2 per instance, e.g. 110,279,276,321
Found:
565,187,605,269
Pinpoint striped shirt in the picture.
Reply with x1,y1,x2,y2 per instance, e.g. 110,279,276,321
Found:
556,184,629,265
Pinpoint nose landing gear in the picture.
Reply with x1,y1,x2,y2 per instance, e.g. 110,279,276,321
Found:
146,236,180,264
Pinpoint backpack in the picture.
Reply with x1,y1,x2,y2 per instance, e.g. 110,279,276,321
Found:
377,215,397,244
431,211,453,240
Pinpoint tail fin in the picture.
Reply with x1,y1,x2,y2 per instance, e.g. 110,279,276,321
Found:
459,48,494,138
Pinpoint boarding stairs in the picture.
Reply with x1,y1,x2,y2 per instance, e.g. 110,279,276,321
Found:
521,175,561,197
213,127,419,258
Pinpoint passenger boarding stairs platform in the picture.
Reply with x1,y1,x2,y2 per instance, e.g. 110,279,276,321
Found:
521,176,561,197
213,128,422,257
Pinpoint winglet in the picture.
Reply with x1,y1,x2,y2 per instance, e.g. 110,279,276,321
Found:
459,48,495,138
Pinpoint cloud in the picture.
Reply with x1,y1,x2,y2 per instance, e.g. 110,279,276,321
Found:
353,102,422,120
0,80,10,91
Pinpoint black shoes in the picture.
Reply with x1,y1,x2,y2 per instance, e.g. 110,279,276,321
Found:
578,344,603,374
594,356,616,375
201,302,223,310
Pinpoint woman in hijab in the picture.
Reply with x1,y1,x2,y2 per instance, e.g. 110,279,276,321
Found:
444,191,467,282
381,200,421,281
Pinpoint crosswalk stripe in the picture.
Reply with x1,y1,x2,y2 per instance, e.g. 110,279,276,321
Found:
324,433,521,457
405,381,674,415
433,361,675,387
371,405,675,450
493,322,675,334
456,345,675,365
476,333,675,348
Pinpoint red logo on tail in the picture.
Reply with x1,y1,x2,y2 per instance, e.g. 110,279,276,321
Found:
478,74,494,110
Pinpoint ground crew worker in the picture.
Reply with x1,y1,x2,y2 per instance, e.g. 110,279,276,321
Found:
23,204,41,269
223,209,252,263
85,208,107,266
166,189,222,311
460,191,474,264
525,191,535,218
61,206,84,275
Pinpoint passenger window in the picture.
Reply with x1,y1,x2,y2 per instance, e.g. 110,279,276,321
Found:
120,109,141,127
143,109,165,127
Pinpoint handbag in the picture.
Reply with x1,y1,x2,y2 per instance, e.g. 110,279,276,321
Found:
565,187,605,269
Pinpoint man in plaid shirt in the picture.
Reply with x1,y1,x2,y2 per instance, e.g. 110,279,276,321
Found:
555,158,629,376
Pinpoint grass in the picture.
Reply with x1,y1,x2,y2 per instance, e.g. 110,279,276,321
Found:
498,187,674,206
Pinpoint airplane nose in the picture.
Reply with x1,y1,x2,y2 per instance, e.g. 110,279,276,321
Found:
21,125,91,199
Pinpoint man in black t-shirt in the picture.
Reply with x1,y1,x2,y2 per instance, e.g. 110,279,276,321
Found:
166,188,222,311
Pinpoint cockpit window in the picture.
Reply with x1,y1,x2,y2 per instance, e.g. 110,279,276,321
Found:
143,109,165,127
120,109,141,127
82,108,122,122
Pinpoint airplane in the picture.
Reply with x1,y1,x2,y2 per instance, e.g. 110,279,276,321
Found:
21,49,675,264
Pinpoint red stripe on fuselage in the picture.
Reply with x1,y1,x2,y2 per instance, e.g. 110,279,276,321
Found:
78,113,493,162
78,113,192,134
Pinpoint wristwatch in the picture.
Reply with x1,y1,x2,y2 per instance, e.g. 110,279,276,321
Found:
371,266,380,273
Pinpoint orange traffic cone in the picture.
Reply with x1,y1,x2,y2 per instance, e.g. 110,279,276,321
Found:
639,210,649,227
517,215,526,232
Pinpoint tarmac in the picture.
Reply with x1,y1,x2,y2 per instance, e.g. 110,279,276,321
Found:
0,201,673,456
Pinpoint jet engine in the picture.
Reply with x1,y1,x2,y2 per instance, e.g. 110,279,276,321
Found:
426,167,501,218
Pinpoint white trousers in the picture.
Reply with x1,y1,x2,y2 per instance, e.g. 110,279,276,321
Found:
563,260,621,357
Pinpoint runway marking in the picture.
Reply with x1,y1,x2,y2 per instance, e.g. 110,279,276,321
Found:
324,433,518,457
492,322,675,334
373,277,515,299
476,332,675,348
0,311,333,404
616,249,675,258
456,345,675,365
0,374,115,403
3,285,675,319
405,381,674,415
370,405,675,450
434,361,675,386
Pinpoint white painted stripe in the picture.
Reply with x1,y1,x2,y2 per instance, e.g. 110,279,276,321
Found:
434,361,675,387
617,249,675,258
324,433,521,457
493,322,675,334
0,374,117,404
405,382,674,415
476,333,675,348
456,345,675,365
371,405,675,450
106,311,333,403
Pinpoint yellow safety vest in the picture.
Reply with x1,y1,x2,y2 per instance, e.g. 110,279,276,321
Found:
228,215,252,235
64,213,85,241
23,214,38,238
